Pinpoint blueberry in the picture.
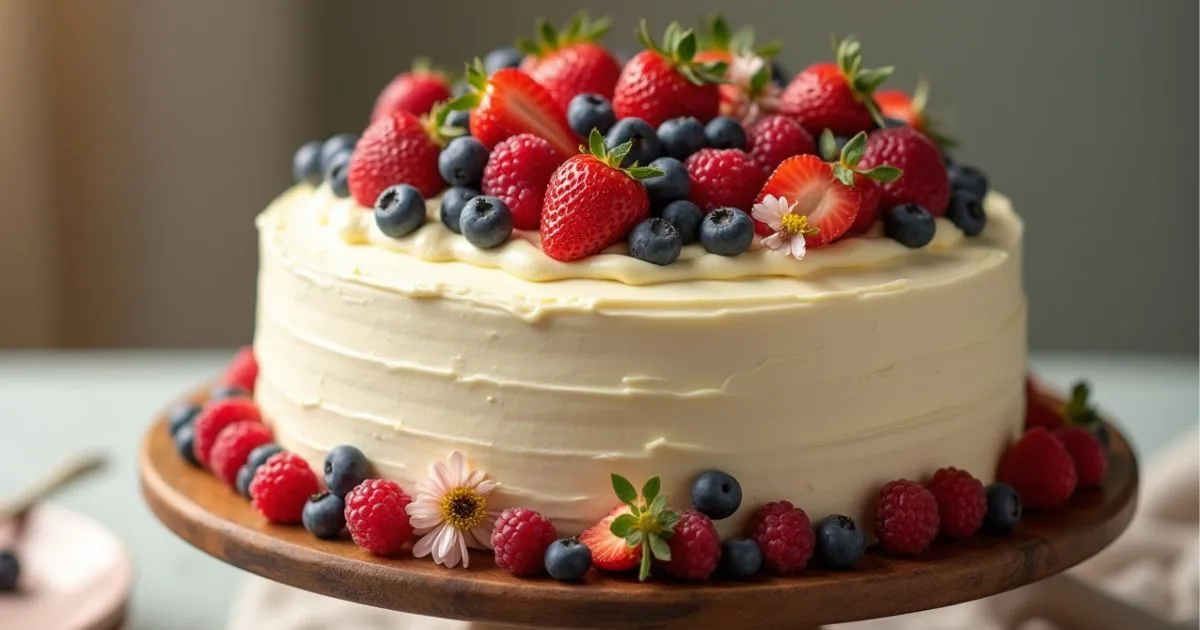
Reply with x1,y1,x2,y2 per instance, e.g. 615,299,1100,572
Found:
814,515,866,570
642,157,690,211
883,203,936,248
460,195,514,249
544,538,592,581
946,191,987,236
660,200,703,245
325,152,352,199
1093,423,1111,452
949,164,989,200
445,108,470,132
440,186,479,234
210,384,250,401
656,117,706,160
323,445,370,499
374,184,427,238
882,116,908,128
942,151,956,168
567,93,617,138
292,140,323,186
246,443,283,471
438,136,489,187
984,483,1022,534
172,424,200,467
628,218,682,266
704,116,747,150
606,118,661,167
319,133,358,172
699,207,754,256
302,491,347,540
484,47,523,74
690,470,742,520
770,59,789,85
167,402,201,435
0,550,19,592
719,538,762,578
235,464,256,498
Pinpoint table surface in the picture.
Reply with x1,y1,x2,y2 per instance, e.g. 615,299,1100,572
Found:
0,350,1195,630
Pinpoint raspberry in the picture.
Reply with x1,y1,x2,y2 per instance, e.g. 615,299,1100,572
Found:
222,345,258,393
684,148,764,213
491,507,558,576
344,479,414,556
665,511,721,581
1054,427,1108,487
925,467,986,539
997,427,1078,508
210,421,274,486
192,398,262,468
249,452,320,524
875,480,939,555
481,134,562,230
746,501,814,575
746,115,816,177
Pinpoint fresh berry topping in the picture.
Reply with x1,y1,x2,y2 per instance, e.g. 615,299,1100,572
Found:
209,384,250,401
847,175,884,234
983,483,1023,534
628,218,682,266
172,424,200,468
348,109,446,204
235,465,255,499
464,63,577,158
690,470,742,520
320,133,358,172
602,473,681,581
323,445,370,499
222,346,258,394
814,515,866,570
643,157,690,210
517,13,621,111
665,510,721,581
950,164,989,201
946,191,987,236
293,140,323,185
192,398,262,468
657,117,707,161
858,126,951,215
167,402,201,435
1025,384,1066,432
578,505,641,573
249,452,321,524
540,130,662,262
780,36,891,137
718,538,762,578
883,204,936,248
605,118,662,167
1054,427,1108,487
326,152,352,198
445,109,470,133
997,427,1078,509
0,550,18,592
699,207,754,256
303,491,347,540
704,116,746,150
210,421,274,487
481,133,563,230
746,500,814,575
439,186,479,234
875,81,955,148
460,195,515,249
483,47,524,74
660,199,703,245
438,136,490,187
370,62,453,121
685,148,763,213
926,467,986,539
344,479,414,556
492,507,558,577
874,480,939,555
745,115,816,177
567,93,618,137
612,21,725,127
544,537,592,581
374,184,427,238
246,443,282,472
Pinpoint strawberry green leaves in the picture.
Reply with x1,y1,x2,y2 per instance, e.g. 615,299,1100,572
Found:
608,473,680,581
581,129,665,180
832,34,894,128
517,12,613,56
1063,381,1102,428
636,20,726,86
820,130,902,187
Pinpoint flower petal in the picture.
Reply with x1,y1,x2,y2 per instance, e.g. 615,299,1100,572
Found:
751,199,785,230
469,525,494,550
435,522,457,562
789,236,808,260
449,451,470,486
761,232,789,252
475,479,499,496
413,530,436,559
409,512,444,532
456,532,470,569
431,460,454,495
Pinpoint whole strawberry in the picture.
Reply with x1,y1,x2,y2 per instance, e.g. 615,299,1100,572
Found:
481,134,564,230
997,427,1078,508
517,13,621,111
925,467,986,539
746,115,815,177
857,126,951,216
875,80,955,148
462,61,577,158
1054,427,1108,487
370,60,452,121
685,148,763,213
780,36,891,137
348,105,459,205
611,21,725,127
540,129,664,262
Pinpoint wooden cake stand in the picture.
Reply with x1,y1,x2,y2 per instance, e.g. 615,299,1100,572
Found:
139,388,1138,630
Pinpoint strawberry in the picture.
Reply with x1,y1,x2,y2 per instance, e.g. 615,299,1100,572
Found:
815,130,886,235
857,126,951,215
684,148,763,213
461,61,577,158
481,133,564,230
578,505,641,573
540,129,663,262
780,36,892,137
875,80,956,148
347,104,460,205
611,21,725,127
517,13,621,111
369,60,452,121
695,15,785,125
746,115,816,177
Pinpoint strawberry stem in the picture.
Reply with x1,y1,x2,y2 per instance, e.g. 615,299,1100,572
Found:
822,130,902,186
636,20,727,86
830,34,893,128
609,473,679,581
517,12,612,56
581,129,666,180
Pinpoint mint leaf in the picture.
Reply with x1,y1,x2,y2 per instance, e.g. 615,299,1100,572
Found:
611,473,637,505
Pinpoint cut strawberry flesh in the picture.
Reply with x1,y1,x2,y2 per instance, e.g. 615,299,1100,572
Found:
489,72,577,158
578,505,641,572
755,154,859,246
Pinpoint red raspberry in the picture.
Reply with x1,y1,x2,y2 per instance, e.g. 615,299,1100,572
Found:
481,134,563,230
210,421,273,487
997,427,1078,508
1054,427,1108,487
249,452,320,524
192,398,263,468
344,479,414,556
491,507,557,576
875,480,939,555
746,500,814,575
665,510,721,581
222,345,258,393
684,148,765,213
746,115,816,177
925,467,986,539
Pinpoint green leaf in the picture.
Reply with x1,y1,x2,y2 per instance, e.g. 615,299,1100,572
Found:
564,13,584,41
588,16,612,41
611,473,638,505
627,165,665,180
648,533,672,561
641,476,661,505
610,513,636,538
710,14,731,49
832,163,855,187
729,26,755,54
663,22,681,52
676,30,697,62
465,58,488,91
443,93,477,113
538,17,557,50
647,493,668,516
626,530,644,548
750,64,771,93
657,509,681,530
609,141,633,166
515,38,539,56
841,132,867,166
818,129,839,161
860,165,902,183
588,128,605,158
756,40,784,58
636,20,657,53
629,503,642,517
638,544,653,581
855,67,894,93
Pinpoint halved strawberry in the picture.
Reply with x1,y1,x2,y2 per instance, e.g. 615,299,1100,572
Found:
461,61,577,158
517,13,621,111
578,505,641,572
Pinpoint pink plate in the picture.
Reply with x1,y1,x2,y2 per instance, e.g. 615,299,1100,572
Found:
0,504,133,630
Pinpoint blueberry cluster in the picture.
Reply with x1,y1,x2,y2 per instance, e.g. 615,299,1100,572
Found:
884,154,992,249
293,133,360,198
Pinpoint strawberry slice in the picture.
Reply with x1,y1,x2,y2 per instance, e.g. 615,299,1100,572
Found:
460,61,577,158
578,505,641,572
753,154,861,246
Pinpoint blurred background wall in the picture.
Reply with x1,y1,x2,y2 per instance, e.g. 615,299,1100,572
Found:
0,0,1196,353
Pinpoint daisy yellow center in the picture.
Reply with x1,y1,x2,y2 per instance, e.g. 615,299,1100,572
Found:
440,487,487,530
779,213,817,236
